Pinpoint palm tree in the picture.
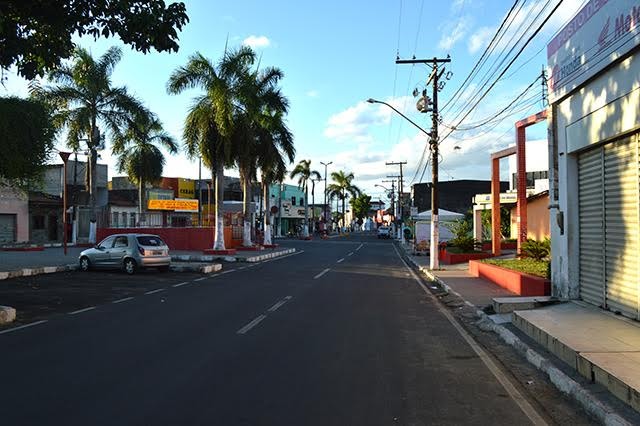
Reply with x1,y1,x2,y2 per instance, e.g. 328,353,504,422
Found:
256,110,295,245
167,47,255,251
112,115,178,221
327,170,361,232
234,65,291,246
290,160,321,238
33,46,148,243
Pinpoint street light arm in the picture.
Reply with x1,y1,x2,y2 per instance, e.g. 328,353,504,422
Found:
367,98,432,138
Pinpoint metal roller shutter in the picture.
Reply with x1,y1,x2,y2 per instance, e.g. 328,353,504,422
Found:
0,214,16,243
578,148,605,307
604,137,639,319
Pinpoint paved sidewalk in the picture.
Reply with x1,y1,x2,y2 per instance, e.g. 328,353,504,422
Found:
399,241,640,420
400,242,515,308
0,247,85,270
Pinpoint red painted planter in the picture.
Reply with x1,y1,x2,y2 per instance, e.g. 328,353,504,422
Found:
440,250,491,265
203,248,237,255
0,246,44,252
236,246,263,251
469,260,550,296
481,241,517,251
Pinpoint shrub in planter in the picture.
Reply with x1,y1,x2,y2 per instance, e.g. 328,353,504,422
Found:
446,219,481,253
521,238,550,261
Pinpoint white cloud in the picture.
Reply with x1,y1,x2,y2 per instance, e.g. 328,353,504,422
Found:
242,35,271,49
468,26,494,54
306,90,319,98
438,16,470,51
323,96,414,142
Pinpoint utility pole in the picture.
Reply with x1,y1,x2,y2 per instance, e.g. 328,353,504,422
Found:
396,56,450,269
387,173,403,239
382,179,396,232
320,161,333,226
386,161,406,226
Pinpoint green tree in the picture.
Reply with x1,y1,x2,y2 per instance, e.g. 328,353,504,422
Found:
351,193,372,221
256,111,295,245
326,170,360,230
1,0,188,79
290,160,321,238
234,64,292,246
167,47,254,250
112,116,178,219
480,207,511,241
33,46,148,243
0,97,55,187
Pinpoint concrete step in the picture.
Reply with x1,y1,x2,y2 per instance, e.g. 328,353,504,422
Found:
513,302,640,413
492,295,560,314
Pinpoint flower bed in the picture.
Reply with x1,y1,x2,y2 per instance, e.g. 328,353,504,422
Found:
469,259,550,296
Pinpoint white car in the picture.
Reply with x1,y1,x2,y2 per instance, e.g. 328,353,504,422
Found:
377,226,391,239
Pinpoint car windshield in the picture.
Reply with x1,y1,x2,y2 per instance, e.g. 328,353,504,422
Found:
136,236,165,247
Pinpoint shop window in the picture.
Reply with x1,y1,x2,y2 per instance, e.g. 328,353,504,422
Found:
33,215,45,229
291,196,296,206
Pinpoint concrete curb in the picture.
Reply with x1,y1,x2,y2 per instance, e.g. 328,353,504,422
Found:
0,305,16,324
398,245,631,426
0,264,78,281
170,263,223,274
171,248,296,264
245,248,296,263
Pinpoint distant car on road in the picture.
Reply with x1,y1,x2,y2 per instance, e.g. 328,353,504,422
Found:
79,234,171,275
377,226,391,239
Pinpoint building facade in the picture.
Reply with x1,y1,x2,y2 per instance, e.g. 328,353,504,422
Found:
548,0,640,319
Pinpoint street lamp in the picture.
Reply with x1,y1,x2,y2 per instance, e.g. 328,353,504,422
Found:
58,151,71,255
320,161,332,226
367,99,432,138
368,98,439,269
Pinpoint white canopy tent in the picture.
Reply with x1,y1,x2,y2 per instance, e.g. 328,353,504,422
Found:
413,209,464,221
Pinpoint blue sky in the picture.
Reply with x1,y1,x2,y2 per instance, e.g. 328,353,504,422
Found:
2,0,583,201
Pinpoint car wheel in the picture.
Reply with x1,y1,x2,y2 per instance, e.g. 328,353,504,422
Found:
158,265,170,273
123,258,137,275
79,256,91,272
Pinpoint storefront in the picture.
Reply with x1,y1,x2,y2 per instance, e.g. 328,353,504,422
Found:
549,0,640,318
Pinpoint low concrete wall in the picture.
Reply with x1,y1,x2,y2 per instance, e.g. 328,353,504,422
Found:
469,260,550,296
97,227,240,251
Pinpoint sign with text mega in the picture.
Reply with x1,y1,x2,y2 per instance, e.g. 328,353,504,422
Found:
148,198,199,212
548,0,640,102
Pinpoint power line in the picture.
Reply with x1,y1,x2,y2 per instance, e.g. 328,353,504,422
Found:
438,0,563,148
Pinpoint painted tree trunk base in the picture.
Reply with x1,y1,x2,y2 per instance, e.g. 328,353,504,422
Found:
89,222,97,244
213,214,226,251
242,221,252,247
263,225,272,246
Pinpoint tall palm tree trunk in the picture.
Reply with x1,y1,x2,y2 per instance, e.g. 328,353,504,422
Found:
263,181,272,245
138,178,144,225
88,145,98,243
302,186,309,238
342,192,346,232
241,171,252,246
213,166,226,250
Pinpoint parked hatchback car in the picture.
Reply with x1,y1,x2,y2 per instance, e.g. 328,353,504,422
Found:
79,234,171,274
377,226,391,239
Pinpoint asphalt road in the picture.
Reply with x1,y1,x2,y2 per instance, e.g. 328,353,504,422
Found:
0,234,579,425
